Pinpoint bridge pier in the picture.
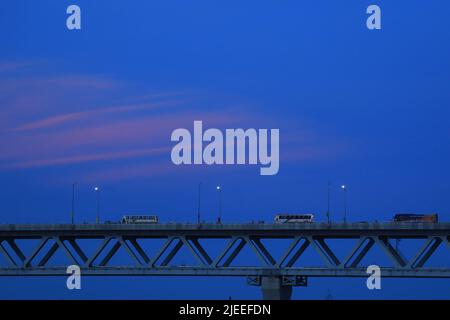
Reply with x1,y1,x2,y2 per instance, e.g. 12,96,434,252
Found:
248,275,306,300
261,276,292,300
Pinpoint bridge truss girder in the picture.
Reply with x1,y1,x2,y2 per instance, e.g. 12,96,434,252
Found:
0,233,450,277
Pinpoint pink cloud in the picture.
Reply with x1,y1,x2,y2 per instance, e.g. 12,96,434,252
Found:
8,147,170,169
0,61,33,73
0,75,123,131
8,100,184,132
0,109,257,169
0,60,349,182
39,75,120,90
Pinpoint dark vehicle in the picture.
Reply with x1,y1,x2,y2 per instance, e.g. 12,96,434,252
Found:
121,215,158,224
393,213,438,223
274,214,314,223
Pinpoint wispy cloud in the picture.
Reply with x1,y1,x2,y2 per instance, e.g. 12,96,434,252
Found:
38,75,119,90
0,61,34,73
0,60,348,182
9,147,170,169
7,100,185,132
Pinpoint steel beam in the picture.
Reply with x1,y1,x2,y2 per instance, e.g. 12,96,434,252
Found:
0,223,449,278
2,266,450,278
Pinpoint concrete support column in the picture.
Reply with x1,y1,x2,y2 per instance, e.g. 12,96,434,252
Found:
261,276,292,300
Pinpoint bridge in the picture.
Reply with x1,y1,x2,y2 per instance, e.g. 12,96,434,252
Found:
1,222,450,299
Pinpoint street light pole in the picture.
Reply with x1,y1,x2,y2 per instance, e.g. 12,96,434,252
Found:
341,185,347,223
94,187,100,224
216,186,222,224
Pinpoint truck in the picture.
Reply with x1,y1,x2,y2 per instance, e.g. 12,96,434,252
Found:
393,213,438,223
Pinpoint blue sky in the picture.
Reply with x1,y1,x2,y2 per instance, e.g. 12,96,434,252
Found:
1,0,450,299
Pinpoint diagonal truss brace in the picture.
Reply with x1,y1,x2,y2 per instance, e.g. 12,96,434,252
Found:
0,234,449,272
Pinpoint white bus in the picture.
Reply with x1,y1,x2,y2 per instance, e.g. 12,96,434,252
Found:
274,214,314,223
121,215,158,224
